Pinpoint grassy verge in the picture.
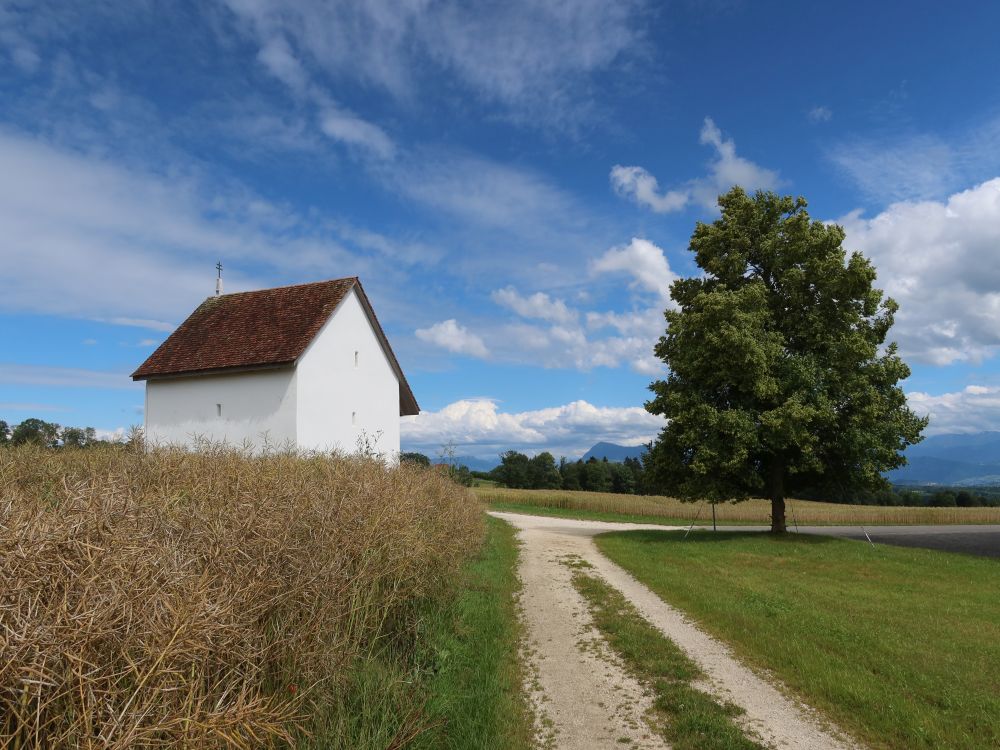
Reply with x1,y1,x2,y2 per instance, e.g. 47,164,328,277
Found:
570,567,765,750
476,486,1000,525
310,517,533,750
413,516,533,750
595,530,1000,750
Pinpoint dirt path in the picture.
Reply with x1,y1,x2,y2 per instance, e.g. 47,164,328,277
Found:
494,511,862,750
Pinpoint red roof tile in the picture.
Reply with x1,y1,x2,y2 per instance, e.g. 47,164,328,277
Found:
131,277,419,416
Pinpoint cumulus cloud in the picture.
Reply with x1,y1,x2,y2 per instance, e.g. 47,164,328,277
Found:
609,166,688,212
415,319,490,358
591,237,678,302
471,239,675,374
492,287,577,325
840,178,1000,364
907,385,1000,436
611,117,780,213
401,398,665,457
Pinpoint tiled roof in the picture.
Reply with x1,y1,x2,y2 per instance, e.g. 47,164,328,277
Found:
131,277,419,416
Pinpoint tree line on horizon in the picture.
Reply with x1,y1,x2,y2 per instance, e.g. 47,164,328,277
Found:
401,447,1000,508
0,418,107,448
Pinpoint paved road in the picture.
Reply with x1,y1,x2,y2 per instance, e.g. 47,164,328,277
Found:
711,524,1000,558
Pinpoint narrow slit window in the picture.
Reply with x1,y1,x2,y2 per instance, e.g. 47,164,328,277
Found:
216,403,222,417
352,411,357,426
354,350,359,368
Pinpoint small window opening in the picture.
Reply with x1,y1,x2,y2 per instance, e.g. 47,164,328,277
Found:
354,350,359,368
352,411,357,426
216,403,222,417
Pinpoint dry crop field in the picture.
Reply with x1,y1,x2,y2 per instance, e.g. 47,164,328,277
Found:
476,486,1000,525
0,444,482,749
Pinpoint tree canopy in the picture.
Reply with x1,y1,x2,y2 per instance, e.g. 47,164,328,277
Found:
645,187,927,532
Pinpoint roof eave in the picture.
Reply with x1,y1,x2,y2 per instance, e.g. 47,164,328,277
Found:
132,361,296,382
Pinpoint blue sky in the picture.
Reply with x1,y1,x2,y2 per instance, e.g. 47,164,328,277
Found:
3,0,1000,458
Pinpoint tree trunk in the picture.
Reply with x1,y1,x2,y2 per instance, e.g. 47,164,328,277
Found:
769,461,786,534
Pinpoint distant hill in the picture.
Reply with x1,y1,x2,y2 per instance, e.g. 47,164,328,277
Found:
889,432,1000,486
441,455,501,472
420,432,1000,485
579,442,648,463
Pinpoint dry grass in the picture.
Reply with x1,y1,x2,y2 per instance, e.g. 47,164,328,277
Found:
0,443,482,749
475,486,1000,525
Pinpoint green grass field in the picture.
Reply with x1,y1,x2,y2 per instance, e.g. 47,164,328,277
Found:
595,530,1000,750
477,486,1000,526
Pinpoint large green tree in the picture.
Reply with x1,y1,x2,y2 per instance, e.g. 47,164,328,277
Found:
645,188,927,532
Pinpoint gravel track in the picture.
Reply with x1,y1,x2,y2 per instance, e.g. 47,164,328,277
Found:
494,511,863,750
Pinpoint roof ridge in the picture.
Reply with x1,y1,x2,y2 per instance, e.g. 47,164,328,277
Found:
212,276,358,299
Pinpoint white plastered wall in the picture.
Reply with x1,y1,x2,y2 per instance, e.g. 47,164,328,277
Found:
144,368,297,450
294,287,401,457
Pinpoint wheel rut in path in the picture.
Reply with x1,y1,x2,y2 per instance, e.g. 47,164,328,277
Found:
495,511,863,750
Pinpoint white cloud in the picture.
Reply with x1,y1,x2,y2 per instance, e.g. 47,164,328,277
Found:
103,317,176,333
319,106,395,159
463,239,674,375
381,149,614,282
219,0,646,126
907,385,1000,436
829,135,957,204
0,364,140,390
840,178,1000,364
807,105,832,123
256,35,310,94
401,398,665,457
0,5,40,74
609,166,688,212
692,118,781,208
244,23,395,158
95,426,128,442
492,287,577,325
415,319,490,358
0,127,421,327
591,237,678,302
827,116,1000,204
391,151,577,230
611,117,780,213
0,402,65,413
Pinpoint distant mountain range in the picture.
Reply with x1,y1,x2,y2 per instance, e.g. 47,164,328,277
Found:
580,441,648,462
887,431,1000,486
439,442,650,472
437,432,1000,487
